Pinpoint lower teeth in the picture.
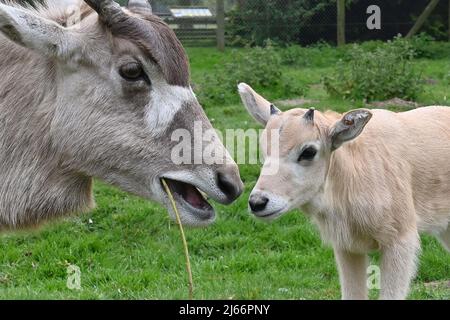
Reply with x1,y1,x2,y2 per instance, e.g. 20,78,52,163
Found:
198,189,209,201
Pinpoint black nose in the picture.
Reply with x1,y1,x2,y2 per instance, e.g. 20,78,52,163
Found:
217,170,243,203
249,194,269,212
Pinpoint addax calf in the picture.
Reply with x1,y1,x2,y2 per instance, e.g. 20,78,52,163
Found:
239,83,450,300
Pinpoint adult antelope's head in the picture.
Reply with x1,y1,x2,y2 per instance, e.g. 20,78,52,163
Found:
0,0,243,227
238,83,372,220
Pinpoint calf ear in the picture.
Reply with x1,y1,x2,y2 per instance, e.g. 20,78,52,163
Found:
329,109,372,150
0,4,76,58
238,83,280,126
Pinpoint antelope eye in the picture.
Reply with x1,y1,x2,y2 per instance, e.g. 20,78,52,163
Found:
119,63,147,82
298,147,317,162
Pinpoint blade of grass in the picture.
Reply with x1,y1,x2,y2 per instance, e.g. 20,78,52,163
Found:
161,179,194,299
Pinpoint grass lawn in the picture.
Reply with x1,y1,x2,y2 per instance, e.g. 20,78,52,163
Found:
0,45,449,300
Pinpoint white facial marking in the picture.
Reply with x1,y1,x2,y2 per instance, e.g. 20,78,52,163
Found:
145,84,195,135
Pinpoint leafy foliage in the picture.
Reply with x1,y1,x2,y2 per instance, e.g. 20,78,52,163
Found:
227,0,333,46
409,33,450,60
322,37,424,102
278,42,349,68
195,42,308,108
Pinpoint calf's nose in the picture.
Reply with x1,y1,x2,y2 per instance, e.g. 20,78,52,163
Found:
249,194,269,213
216,165,244,204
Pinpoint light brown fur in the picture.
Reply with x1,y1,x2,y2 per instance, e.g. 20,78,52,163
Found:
239,83,450,300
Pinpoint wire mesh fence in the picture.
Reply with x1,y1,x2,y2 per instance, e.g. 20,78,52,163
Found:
150,0,450,46
19,0,450,45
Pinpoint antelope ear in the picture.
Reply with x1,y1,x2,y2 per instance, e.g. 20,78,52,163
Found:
329,109,372,150
238,83,279,126
0,4,77,58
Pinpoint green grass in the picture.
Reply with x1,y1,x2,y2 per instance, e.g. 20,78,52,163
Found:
1,45,449,300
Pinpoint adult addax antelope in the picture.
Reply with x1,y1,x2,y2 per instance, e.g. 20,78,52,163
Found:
239,82,450,300
0,0,243,230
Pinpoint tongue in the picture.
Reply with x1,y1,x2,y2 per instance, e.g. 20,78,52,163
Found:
184,186,206,209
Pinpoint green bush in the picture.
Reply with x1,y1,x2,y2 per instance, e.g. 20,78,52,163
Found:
195,43,308,108
279,42,350,68
409,33,450,59
322,37,423,102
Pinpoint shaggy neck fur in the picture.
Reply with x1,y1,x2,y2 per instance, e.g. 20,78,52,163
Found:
0,3,94,229
305,114,391,252
314,144,381,252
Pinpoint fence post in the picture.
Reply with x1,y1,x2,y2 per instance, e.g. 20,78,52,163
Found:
216,0,225,52
448,0,450,41
406,0,440,38
337,0,346,46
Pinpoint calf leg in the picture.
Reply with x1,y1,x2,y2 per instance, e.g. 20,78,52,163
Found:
334,248,368,300
379,231,420,300
437,225,450,252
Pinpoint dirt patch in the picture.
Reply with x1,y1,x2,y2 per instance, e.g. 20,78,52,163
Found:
424,280,450,289
275,98,318,108
424,78,439,85
370,98,421,110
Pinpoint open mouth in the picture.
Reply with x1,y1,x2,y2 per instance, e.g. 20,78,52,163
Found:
161,178,214,221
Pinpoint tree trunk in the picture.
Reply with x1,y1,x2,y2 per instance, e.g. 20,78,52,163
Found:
237,0,246,9
406,0,441,38
216,0,225,51
337,0,346,46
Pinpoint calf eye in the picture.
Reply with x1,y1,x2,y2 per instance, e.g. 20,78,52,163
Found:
119,63,149,83
298,147,317,162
